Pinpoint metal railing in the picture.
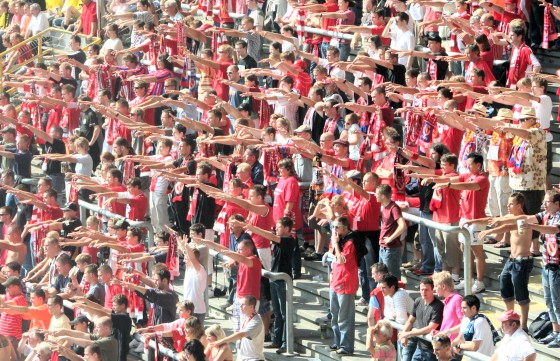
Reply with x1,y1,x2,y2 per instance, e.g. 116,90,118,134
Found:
386,319,492,361
77,199,154,247
181,5,355,41
0,27,101,92
402,212,473,296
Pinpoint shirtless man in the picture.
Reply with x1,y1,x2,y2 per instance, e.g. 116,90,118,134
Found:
0,334,17,361
0,225,27,266
469,193,533,330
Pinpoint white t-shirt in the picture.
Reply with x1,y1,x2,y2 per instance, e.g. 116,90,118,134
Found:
390,27,415,66
183,266,207,314
317,58,346,80
238,313,265,360
74,153,93,177
531,94,553,142
494,328,535,361
459,316,496,356
348,123,363,161
384,289,414,325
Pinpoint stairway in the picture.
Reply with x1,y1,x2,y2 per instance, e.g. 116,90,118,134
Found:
167,240,560,361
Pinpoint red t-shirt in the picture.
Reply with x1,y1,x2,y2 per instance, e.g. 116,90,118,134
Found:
273,176,302,229
331,237,359,294
213,61,233,101
350,192,381,232
38,205,63,223
247,206,275,249
104,283,121,309
128,193,148,221
0,293,27,338
379,201,403,248
108,185,127,216
459,172,490,220
371,25,391,46
237,255,262,299
438,126,464,156
431,171,461,223
321,2,339,42
80,1,98,36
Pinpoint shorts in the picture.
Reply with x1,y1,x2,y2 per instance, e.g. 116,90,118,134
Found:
500,257,533,305
458,218,485,246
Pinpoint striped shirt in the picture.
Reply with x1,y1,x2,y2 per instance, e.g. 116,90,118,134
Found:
0,293,27,339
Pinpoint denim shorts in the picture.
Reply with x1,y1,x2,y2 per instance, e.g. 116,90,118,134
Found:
500,257,534,305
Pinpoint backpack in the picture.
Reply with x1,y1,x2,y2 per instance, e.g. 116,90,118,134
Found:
528,312,553,341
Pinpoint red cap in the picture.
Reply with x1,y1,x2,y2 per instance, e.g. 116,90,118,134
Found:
504,0,516,4
498,310,521,322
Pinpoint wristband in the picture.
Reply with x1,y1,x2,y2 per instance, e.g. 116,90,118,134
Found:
411,152,419,161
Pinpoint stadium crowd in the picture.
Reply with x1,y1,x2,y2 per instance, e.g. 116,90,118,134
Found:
0,0,560,360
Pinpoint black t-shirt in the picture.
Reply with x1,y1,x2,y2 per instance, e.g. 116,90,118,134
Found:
238,55,258,70
111,313,132,361
79,108,100,143
191,182,217,229
52,77,78,94
68,50,87,79
136,288,179,325
412,296,444,351
53,274,72,292
376,64,406,86
6,148,32,178
271,236,295,277
45,138,66,174
58,217,82,255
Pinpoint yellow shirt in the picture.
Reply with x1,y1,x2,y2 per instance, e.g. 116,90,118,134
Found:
46,0,65,12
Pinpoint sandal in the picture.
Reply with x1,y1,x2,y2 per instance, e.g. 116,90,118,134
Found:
493,241,510,248
484,237,499,245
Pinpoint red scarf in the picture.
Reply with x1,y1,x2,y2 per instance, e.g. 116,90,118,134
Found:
166,232,179,278
405,112,423,150
543,4,559,49
418,111,439,152
507,136,528,174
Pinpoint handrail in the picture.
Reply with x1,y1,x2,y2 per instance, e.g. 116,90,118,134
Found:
210,249,296,356
181,5,354,41
386,319,492,361
77,200,154,247
402,212,473,296
0,27,101,92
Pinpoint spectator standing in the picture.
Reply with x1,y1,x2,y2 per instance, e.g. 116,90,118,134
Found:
329,216,359,356
376,184,406,279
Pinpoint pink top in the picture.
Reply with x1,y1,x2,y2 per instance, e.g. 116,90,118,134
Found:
441,292,464,341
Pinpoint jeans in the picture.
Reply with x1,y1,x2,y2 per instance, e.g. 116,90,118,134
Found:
379,246,401,280
330,290,355,353
500,257,533,305
398,336,417,361
320,42,330,58
338,43,350,62
270,280,287,347
227,266,238,304
49,173,65,205
419,211,437,273
543,266,560,323
358,230,380,300
22,235,33,276
412,347,437,361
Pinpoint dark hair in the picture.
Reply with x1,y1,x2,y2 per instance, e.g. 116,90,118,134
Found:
467,152,484,166
462,294,481,311
510,26,525,39
156,268,171,283
419,277,434,288
251,184,266,199
509,192,526,208
108,168,123,183
50,295,64,307
430,142,450,157
84,344,102,358
437,87,453,100
182,339,205,361
127,177,142,188
112,293,129,308
379,274,399,291
277,216,294,231
440,153,458,168
32,288,46,300
5,261,21,273
190,223,205,236
359,77,373,88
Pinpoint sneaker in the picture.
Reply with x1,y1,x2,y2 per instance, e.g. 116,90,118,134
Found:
539,332,558,344
548,336,560,348
264,343,281,349
472,280,486,294
276,348,287,354
220,301,233,309
304,247,316,256
304,252,322,261
455,280,465,290
264,334,271,343
402,260,420,269
329,344,339,351
129,339,140,349
411,269,433,276
225,304,234,312
357,297,368,306
452,274,461,283
336,349,352,355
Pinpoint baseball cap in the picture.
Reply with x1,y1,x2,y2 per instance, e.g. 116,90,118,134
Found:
70,315,91,325
346,170,363,180
294,124,312,133
2,276,22,288
427,34,442,43
498,309,521,322
333,139,350,147
1,127,16,135
113,219,130,230
62,202,79,212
